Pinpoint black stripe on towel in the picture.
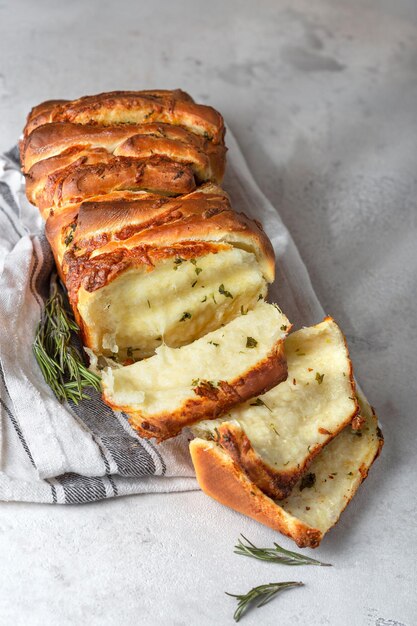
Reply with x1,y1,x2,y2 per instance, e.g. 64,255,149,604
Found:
55,473,107,504
70,388,158,478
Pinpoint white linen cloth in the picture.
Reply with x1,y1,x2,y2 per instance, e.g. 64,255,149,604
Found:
0,130,324,503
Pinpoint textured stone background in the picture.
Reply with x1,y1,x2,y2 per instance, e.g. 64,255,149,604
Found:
0,1,416,624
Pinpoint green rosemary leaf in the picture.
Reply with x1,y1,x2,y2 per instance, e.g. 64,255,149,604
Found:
219,284,233,298
32,279,101,404
250,397,272,412
299,473,316,491
246,336,257,349
234,535,331,566
315,372,325,384
226,581,303,622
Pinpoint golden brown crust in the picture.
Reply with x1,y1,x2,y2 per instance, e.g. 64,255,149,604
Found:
114,340,288,442
23,90,224,144
22,99,69,141
21,121,226,182
38,155,196,211
71,185,273,263
189,438,323,548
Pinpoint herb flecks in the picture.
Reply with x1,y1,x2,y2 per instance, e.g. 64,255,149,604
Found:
250,397,272,412
246,337,258,349
315,372,325,384
64,223,76,247
280,324,288,331
219,284,233,299
208,341,219,347
234,535,331,566
32,280,101,404
188,259,202,274
226,581,304,622
173,257,185,270
180,312,192,322
299,473,316,491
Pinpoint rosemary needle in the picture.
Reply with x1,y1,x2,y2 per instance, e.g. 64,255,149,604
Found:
226,581,303,622
234,535,332,566
33,279,101,404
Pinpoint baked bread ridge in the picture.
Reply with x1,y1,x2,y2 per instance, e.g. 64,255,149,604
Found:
192,317,359,500
101,301,291,441
50,184,275,282
190,392,383,548
28,153,199,214
21,121,226,180
23,89,224,142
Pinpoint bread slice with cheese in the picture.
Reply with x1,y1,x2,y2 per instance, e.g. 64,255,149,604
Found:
192,318,359,499
190,392,383,548
102,301,290,441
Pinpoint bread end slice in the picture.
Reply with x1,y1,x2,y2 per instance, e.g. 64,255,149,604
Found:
190,437,323,548
190,393,383,548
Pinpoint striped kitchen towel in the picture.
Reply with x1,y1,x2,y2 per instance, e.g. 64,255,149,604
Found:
0,131,324,504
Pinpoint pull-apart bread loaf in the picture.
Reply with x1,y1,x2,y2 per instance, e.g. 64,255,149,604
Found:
23,90,382,546
22,90,283,435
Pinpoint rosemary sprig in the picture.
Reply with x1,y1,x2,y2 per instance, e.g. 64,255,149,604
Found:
226,581,303,622
234,535,331,566
33,279,101,404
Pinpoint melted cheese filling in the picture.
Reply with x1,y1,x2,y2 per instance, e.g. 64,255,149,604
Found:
78,247,267,360
280,394,380,532
193,319,357,474
101,301,289,415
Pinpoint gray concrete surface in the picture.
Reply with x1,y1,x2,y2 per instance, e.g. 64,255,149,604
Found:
1,1,416,624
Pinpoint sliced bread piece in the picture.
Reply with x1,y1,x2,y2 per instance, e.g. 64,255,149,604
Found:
102,301,290,441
